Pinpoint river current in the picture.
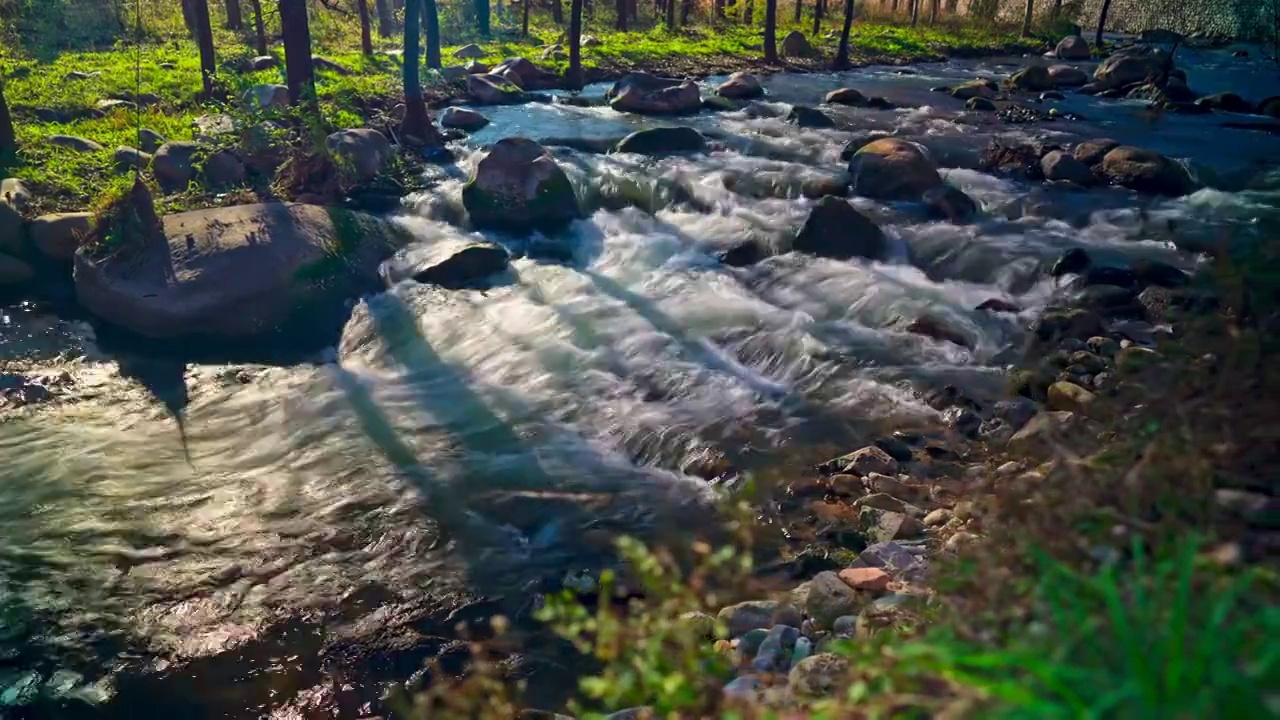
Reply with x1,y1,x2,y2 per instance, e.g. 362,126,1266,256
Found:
1,44,1278,718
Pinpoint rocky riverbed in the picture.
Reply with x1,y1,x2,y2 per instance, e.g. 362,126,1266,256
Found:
0,32,1277,719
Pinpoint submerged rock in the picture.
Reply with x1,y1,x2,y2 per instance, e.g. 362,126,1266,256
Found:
607,72,702,115
1072,138,1120,167
950,79,997,100
792,196,887,261
922,184,978,223
825,87,867,106
1094,49,1169,90
1009,65,1055,92
1040,150,1095,185
1048,64,1089,87
787,105,835,128
716,72,764,99
462,138,579,232
74,203,406,339
1196,92,1253,114
383,239,510,289
847,138,942,200
613,126,706,156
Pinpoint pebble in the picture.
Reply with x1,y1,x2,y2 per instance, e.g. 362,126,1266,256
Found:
752,624,799,673
831,615,857,635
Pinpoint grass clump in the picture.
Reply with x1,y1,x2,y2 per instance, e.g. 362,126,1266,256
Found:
81,174,165,260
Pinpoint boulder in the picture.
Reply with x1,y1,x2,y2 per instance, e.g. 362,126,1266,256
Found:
1040,150,1094,185
30,212,92,260
781,31,814,58
202,149,246,187
950,79,997,100
138,128,166,153
462,138,579,232
787,105,835,128
439,107,491,132
1072,138,1119,167
792,196,887,261
382,239,511,289
607,72,702,115
1047,381,1096,413
1,178,33,210
1055,35,1091,60
113,146,151,174
467,74,528,105
922,184,978,223
966,96,996,111
151,141,203,192
74,203,406,339
491,57,542,89
613,126,706,156
465,60,490,74
0,253,34,285
789,654,849,697
1094,50,1167,90
0,201,24,255
716,72,764,100
717,600,800,638
48,135,104,153
243,84,290,110
454,43,486,60
1195,92,1252,114
847,138,942,200
1009,65,1055,92
326,129,393,184
1099,146,1196,196
193,113,236,142
1048,64,1089,87
249,55,278,71
825,88,867,106
539,44,567,62
804,571,865,628
440,65,469,82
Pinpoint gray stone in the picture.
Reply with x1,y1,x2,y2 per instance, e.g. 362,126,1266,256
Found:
1055,35,1091,60
1041,150,1095,185
922,184,978,223
825,87,867,106
717,72,764,100
439,107,491,131
804,571,865,629
1048,64,1089,86
788,653,848,697
792,196,887,261
151,141,203,191
48,135,104,153
614,127,706,156
462,138,579,232
312,56,353,75
781,30,814,58
607,72,702,115
30,212,92,260
717,600,798,638
1007,411,1097,454
1,178,32,210
467,73,528,105
787,105,835,128
326,128,392,183
752,624,800,673
383,239,510,289
243,83,290,110
202,149,246,187
137,128,166,153
0,201,24,255
113,146,151,174
193,113,236,142
249,55,279,71
454,43,486,60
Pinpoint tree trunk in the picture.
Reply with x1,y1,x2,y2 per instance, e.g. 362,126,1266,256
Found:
834,0,854,68
616,0,627,29
1020,0,1033,37
743,0,754,24
812,0,822,35
910,0,919,26
357,0,374,53
567,0,584,88
793,0,801,24
401,0,442,145
629,0,637,23
279,0,316,106
193,0,217,96
476,0,491,35
522,0,532,34
681,0,692,24
250,0,268,54
375,0,395,35
1094,0,1111,49
665,0,675,29
420,0,442,68
552,0,563,24
930,0,938,24
225,0,243,29
713,0,724,20
763,0,777,61
0,83,15,158
181,0,198,35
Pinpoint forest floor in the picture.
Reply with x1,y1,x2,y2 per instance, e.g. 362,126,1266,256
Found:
0,18,1039,216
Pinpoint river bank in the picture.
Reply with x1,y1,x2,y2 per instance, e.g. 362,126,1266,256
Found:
1,21,1278,720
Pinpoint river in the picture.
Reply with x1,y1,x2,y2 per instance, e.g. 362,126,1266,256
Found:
1,43,1278,718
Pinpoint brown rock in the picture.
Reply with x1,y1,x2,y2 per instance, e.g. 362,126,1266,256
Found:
1099,146,1197,197
838,567,891,592
1073,138,1120,167
792,196,887,261
30,212,92,260
847,138,942,201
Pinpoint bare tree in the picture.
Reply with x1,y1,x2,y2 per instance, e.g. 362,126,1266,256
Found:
835,0,855,69
812,0,823,36
930,0,938,24
910,0,919,26
793,0,802,24
666,0,675,29
713,0,724,20
553,0,564,24
279,0,317,106
375,0,395,35
0,82,15,158
616,0,627,29
226,0,243,29
249,0,268,54
1094,0,1111,49
567,0,584,88
181,0,198,35
1021,0,1034,37
193,0,217,96
401,0,443,145
522,0,532,34
743,0,754,24
681,0,692,24
763,0,777,61
476,0,491,34
357,0,374,53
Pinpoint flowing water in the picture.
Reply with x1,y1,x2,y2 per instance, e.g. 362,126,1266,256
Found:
1,45,1279,718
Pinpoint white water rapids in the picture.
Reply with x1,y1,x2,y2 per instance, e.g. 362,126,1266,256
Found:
1,46,1278,716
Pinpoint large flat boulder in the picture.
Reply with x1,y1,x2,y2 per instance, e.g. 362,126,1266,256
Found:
847,138,942,200
1094,49,1168,90
1099,146,1196,196
74,203,406,339
461,138,580,232
607,72,702,115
